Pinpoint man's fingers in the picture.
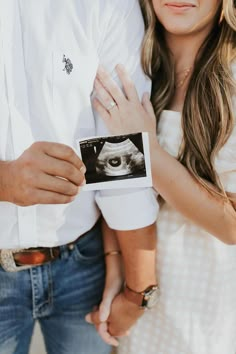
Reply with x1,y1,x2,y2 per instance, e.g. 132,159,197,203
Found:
42,154,86,186
31,141,85,171
35,174,80,196
20,189,76,206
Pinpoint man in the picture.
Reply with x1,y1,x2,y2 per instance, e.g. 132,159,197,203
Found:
0,1,158,353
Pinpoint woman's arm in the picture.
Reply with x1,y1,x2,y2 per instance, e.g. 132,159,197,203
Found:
93,65,236,244
87,219,123,346
101,219,123,320
148,135,236,244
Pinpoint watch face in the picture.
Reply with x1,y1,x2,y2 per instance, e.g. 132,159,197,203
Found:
142,286,160,309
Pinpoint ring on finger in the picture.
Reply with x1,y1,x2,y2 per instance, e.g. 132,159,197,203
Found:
107,100,117,111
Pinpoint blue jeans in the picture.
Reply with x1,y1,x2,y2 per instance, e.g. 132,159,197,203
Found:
0,221,111,354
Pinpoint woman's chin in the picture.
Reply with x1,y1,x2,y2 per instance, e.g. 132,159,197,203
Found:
164,24,196,37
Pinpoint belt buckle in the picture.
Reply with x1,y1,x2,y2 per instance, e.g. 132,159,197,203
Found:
0,249,32,272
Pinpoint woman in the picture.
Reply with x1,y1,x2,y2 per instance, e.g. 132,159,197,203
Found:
92,0,236,353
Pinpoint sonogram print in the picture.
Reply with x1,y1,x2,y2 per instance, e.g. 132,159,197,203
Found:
79,133,147,185
96,139,145,177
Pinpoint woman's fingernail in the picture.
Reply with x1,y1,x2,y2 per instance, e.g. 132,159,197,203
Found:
85,314,92,324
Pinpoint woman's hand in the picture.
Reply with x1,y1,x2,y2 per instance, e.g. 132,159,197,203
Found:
86,220,124,346
93,65,157,138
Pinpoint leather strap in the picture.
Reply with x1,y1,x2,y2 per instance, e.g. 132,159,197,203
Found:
123,284,144,307
14,247,60,266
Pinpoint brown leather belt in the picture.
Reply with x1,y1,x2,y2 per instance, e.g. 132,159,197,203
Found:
0,223,99,272
0,240,77,272
14,246,61,266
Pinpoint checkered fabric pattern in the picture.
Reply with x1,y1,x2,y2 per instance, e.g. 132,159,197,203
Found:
117,108,236,354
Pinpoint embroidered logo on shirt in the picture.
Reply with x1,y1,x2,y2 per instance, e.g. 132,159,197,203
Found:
62,54,73,75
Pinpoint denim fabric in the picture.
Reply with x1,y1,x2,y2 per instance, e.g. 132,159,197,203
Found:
0,222,111,354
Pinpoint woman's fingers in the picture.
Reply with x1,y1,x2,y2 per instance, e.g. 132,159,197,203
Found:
85,311,119,347
116,64,140,102
94,78,118,113
142,92,156,123
92,98,111,124
96,66,124,106
85,310,100,325
97,65,140,103
97,322,119,347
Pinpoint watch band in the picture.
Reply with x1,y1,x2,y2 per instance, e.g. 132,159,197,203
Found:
124,283,159,307
124,284,144,307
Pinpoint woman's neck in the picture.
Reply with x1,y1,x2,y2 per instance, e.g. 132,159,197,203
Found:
165,32,206,72
165,32,209,112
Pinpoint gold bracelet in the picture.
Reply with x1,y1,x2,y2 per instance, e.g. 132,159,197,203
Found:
104,250,121,257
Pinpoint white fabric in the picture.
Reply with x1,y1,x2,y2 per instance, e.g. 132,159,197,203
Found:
118,100,236,351
0,0,158,249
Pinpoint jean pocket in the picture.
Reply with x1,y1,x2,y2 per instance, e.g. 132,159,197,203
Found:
73,222,105,264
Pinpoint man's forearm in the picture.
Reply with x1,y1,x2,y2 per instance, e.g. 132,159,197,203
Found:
115,223,157,291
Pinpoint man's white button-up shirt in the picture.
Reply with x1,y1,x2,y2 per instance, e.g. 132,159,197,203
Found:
0,0,158,249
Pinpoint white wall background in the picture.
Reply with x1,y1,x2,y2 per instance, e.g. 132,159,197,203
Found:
30,324,46,354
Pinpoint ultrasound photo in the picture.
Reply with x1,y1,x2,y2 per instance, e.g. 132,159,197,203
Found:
76,132,152,191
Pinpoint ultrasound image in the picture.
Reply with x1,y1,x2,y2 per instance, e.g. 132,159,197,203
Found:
96,139,145,177
79,133,147,185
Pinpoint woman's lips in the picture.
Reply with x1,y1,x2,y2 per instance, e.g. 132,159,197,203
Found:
165,3,196,13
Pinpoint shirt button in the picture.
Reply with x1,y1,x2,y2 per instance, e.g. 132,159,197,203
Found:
68,244,75,251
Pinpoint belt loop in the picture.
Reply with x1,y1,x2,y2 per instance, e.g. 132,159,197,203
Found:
59,245,69,260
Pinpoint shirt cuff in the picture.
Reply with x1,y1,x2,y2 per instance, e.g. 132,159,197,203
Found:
96,188,159,231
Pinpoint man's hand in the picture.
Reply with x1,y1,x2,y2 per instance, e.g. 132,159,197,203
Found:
86,291,144,345
0,141,86,205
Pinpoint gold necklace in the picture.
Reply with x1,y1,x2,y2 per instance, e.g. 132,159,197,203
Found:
175,67,192,88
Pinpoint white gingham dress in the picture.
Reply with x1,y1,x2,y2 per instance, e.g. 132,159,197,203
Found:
118,99,236,353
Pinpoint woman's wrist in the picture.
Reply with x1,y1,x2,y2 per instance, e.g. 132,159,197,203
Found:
104,250,121,257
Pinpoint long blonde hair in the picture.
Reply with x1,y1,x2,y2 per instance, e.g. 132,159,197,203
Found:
140,0,236,195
